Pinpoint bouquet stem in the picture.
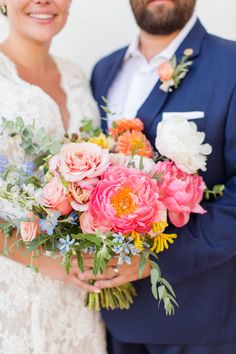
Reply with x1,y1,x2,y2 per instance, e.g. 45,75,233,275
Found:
85,282,137,311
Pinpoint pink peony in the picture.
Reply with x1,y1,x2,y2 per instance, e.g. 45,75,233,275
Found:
69,177,99,212
158,60,174,82
49,142,110,182
41,176,73,216
86,165,166,235
155,160,206,227
20,212,39,242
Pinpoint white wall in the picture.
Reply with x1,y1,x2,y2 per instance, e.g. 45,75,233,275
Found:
0,0,236,75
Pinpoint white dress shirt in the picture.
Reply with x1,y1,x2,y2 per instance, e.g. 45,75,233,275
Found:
107,14,197,125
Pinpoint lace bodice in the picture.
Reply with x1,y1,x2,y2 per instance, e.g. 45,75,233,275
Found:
0,52,100,137
0,53,106,354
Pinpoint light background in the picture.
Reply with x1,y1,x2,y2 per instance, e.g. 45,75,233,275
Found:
0,0,235,75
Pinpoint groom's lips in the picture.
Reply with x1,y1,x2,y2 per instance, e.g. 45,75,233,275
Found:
146,0,173,4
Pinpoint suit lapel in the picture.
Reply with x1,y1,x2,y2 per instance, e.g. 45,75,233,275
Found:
137,19,207,135
100,48,127,131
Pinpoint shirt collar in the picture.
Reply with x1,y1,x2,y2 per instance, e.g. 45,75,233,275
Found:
125,13,198,63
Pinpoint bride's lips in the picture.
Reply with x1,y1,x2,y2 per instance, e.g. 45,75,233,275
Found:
27,10,57,25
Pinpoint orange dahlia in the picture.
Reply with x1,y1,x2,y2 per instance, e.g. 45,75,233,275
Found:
116,131,153,157
109,118,144,137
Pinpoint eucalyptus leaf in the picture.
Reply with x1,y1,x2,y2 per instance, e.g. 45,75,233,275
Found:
138,251,149,279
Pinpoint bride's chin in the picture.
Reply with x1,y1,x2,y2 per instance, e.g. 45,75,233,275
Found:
23,25,61,44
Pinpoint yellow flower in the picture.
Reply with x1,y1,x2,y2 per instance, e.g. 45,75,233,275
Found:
152,221,168,235
88,134,115,150
131,230,144,251
150,233,177,253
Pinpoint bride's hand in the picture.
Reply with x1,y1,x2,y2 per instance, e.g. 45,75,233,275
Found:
69,254,118,293
71,255,150,291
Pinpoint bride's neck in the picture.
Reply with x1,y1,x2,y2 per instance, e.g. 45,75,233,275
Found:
0,33,52,75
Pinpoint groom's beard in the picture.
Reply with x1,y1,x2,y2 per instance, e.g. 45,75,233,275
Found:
130,0,197,35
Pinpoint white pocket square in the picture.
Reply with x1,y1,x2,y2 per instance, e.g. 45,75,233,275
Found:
162,111,205,120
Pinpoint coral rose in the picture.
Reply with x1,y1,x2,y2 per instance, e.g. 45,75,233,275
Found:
158,60,174,82
20,212,39,242
155,160,206,227
41,176,72,215
87,166,166,234
49,142,110,182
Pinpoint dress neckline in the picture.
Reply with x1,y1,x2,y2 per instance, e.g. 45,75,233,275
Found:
0,51,72,133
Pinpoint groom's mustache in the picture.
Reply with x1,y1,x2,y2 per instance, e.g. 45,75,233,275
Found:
145,0,175,4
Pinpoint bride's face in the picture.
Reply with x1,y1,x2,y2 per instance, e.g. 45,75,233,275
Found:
3,0,71,44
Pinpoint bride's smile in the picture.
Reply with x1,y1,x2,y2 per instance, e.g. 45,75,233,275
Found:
3,0,72,43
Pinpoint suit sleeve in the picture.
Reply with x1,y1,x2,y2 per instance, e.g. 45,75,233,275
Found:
157,86,236,284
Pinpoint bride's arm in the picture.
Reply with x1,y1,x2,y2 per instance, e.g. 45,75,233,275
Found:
0,220,89,288
0,220,100,291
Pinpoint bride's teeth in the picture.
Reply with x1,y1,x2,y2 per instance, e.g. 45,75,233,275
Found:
29,14,54,20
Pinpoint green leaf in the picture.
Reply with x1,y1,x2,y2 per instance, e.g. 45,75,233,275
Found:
16,117,24,130
101,96,109,105
158,285,166,300
77,251,84,273
138,251,149,279
150,268,160,300
72,233,102,246
100,105,111,114
139,156,144,171
160,277,176,298
62,252,72,274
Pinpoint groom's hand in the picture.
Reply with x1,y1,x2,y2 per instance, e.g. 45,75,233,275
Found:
73,255,151,290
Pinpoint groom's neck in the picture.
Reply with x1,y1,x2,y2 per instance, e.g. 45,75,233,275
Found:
139,30,180,61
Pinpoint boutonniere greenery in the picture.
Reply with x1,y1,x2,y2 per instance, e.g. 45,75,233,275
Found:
158,48,194,93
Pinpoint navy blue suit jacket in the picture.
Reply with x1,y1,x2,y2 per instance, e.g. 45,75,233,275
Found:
91,20,236,345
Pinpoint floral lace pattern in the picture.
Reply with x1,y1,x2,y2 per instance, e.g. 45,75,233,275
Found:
0,53,106,354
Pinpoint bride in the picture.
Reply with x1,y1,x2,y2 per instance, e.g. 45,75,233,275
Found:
0,1,106,353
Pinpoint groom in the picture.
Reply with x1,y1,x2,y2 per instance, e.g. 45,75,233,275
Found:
80,0,236,353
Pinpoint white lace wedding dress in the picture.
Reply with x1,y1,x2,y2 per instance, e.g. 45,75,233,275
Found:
0,52,106,354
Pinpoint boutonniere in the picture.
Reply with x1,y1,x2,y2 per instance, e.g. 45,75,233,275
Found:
158,48,194,93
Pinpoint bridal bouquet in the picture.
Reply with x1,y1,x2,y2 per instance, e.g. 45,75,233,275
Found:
0,115,222,315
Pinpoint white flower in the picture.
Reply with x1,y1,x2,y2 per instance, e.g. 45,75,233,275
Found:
109,153,129,167
131,155,156,174
155,117,212,174
110,153,155,174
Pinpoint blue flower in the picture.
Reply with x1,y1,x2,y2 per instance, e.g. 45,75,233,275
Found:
39,211,61,236
23,161,36,175
112,236,141,265
112,232,124,243
58,235,75,254
49,211,61,223
112,245,123,254
67,211,79,225
39,219,55,236
119,254,131,265
0,155,8,174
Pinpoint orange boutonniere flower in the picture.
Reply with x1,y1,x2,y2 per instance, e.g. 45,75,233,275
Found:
158,48,194,93
109,118,144,138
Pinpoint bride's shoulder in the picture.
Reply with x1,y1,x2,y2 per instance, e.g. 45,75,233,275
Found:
54,56,89,86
